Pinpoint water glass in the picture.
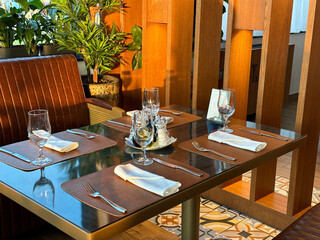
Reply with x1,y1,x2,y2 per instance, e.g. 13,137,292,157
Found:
142,87,160,116
217,89,236,133
133,110,154,165
28,109,52,166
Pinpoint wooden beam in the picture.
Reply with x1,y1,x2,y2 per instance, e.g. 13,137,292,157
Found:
192,0,223,111
287,0,320,216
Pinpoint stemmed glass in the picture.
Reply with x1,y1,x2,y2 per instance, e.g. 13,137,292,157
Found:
27,109,52,166
132,110,154,165
217,89,236,133
142,87,160,116
33,168,55,207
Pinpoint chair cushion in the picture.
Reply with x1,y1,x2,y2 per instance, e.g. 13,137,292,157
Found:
274,203,320,239
0,55,90,146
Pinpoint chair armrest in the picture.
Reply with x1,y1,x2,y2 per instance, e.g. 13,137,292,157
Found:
86,98,125,125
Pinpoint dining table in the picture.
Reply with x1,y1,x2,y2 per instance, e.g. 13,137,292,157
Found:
0,105,306,240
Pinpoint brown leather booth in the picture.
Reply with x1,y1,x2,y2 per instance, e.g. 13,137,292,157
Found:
0,55,123,239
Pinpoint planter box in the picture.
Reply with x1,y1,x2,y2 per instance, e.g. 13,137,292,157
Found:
41,45,76,56
0,46,38,59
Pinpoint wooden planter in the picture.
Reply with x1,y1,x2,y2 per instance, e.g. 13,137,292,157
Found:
0,46,38,59
83,75,120,106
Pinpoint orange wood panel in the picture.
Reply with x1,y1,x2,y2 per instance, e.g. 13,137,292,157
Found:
253,0,293,204
224,29,253,120
223,180,250,200
233,0,265,31
256,0,293,127
166,0,194,107
192,0,223,111
142,22,167,105
287,0,320,216
256,192,288,215
120,0,143,111
147,0,168,23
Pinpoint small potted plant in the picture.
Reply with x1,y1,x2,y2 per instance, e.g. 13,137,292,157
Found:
52,0,128,106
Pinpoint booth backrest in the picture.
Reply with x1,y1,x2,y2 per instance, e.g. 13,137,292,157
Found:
0,55,90,146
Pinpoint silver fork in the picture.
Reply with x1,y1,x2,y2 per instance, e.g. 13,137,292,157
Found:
159,109,184,116
67,129,96,139
192,141,236,161
83,182,127,213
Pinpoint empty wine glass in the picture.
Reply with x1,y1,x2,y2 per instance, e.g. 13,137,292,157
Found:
217,89,236,133
33,168,55,208
133,110,154,165
28,109,52,166
142,87,160,116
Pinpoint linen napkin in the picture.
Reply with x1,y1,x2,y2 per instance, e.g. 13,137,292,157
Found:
114,163,181,197
33,130,79,152
126,110,174,124
208,131,267,152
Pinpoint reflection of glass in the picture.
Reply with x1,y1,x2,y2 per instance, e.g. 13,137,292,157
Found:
142,87,160,116
28,109,52,166
133,111,154,165
33,168,55,208
217,89,235,133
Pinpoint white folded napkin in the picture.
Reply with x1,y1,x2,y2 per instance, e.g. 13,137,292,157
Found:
45,135,79,152
33,130,79,152
208,131,267,152
114,163,181,197
126,110,174,124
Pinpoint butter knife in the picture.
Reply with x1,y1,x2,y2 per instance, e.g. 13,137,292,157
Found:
239,128,289,141
153,158,203,177
107,120,132,128
0,147,30,163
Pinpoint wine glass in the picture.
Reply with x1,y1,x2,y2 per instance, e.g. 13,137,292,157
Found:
217,89,236,133
28,109,52,166
132,110,154,165
142,87,160,116
33,168,55,208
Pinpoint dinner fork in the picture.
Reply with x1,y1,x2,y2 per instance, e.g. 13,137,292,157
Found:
83,182,127,213
159,109,184,116
67,129,96,139
192,141,236,161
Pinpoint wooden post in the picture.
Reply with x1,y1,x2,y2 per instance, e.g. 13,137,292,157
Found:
287,0,320,216
192,0,223,111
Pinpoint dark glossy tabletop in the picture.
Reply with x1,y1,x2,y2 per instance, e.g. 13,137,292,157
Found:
0,105,304,237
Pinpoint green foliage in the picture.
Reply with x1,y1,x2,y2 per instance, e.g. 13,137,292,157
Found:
52,0,127,83
127,24,142,71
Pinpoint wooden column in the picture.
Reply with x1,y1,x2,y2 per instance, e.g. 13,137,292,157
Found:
142,0,194,107
252,0,293,201
287,0,320,216
192,0,223,111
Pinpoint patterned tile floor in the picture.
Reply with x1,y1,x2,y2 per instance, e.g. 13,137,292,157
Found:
149,172,320,239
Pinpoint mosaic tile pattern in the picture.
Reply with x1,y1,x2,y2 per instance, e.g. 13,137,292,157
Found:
149,174,320,239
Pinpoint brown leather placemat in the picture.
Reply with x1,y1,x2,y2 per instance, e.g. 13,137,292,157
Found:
178,125,293,165
102,108,202,133
0,129,117,171
61,154,209,217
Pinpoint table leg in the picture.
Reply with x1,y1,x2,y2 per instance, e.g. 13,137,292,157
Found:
181,194,200,240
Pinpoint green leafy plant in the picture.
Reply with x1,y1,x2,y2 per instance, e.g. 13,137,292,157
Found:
127,24,142,71
52,0,128,84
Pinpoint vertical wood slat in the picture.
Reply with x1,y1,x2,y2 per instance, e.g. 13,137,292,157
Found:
147,0,168,23
192,0,223,111
252,0,294,201
166,0,194,107
120,0,143,110
224,29,253,120
287,0,320,216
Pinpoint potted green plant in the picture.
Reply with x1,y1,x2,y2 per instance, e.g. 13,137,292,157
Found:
52,0,128,105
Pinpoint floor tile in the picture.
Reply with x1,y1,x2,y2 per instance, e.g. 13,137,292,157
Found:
221,222,270,239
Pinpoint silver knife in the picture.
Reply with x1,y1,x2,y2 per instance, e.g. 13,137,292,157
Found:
153,158,203,177
0,147,31,163
239,128,289,141
107,120,132,128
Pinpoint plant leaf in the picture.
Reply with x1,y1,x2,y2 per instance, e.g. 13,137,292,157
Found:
131,24,142,46
132,50,142,71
